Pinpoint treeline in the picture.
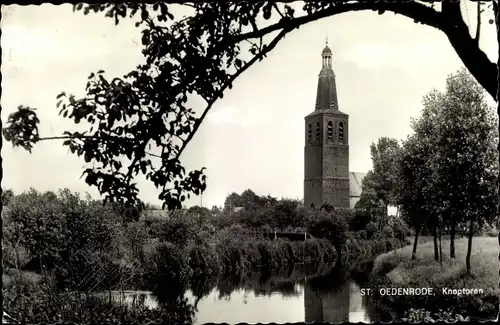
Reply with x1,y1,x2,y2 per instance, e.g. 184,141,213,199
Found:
356,68,499,273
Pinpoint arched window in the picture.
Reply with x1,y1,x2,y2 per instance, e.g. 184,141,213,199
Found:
338,122,344,141
316,122,320,141
327,121,333,140
308,124,312,142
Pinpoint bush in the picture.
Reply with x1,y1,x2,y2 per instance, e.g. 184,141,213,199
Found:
391,218,410,239
350,209,372,231
365,222,378,239
157,217,199,247
307,211,349,255
188,244,221,277
383,226,394,238
358,230,367,240
144,242,191,291
4,189,121,274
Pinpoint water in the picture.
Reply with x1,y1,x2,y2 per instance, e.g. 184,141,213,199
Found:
98,267,383,324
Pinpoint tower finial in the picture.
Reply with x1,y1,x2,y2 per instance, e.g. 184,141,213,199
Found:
326,34,328,45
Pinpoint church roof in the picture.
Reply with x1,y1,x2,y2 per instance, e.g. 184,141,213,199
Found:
349,172,367,197
314,41,346,114
315,68,340,110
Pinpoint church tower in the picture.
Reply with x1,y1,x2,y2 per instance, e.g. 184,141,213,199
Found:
304,41,350,210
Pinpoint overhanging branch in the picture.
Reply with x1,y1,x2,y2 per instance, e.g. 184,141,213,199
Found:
229,1,443,43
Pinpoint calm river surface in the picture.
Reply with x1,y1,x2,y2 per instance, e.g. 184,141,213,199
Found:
99,267,385,324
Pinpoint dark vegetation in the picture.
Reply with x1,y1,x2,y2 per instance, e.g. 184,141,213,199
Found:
2,187,407,323
354,69,499,322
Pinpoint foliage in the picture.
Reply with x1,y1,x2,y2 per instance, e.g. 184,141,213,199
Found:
349,208,372,231
3,277,195,324
401,308,470,323
4,189,120,274
2,188,15,206
369,137,402,212
365,222,378,239
398,68,498,270
145,242,192,291
342,237,405,271
306,209,349,256
355,171,386,220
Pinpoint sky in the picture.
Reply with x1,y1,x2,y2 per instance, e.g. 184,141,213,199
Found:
2,2,498,208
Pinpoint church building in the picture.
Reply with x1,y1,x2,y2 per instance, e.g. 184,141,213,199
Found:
304,41,366,210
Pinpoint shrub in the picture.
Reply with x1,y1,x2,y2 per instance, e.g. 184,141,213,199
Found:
144,242,191,290
391,218,410,239
124,221,150,262
157,217,199,247
383,226,394,238
307,211,348,256
349,209,372,231
365,222,378,239
5,189,121,274
188,244,221,277
358,230,367,240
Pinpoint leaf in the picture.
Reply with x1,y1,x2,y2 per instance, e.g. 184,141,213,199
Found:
141,9,148,21
234,58,242,69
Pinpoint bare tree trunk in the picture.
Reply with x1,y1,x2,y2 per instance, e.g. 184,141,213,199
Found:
439,225,443,269
433,225,439,261
412,224,420,260
450,217,456,259
466,218,474,275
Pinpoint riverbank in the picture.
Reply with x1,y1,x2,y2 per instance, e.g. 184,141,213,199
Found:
369,236,499,321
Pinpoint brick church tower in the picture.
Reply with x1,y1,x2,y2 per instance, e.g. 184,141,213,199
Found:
304,41,350,210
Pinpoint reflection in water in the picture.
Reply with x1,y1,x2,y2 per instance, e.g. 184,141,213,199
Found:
304,280,371,323
99,266,378,324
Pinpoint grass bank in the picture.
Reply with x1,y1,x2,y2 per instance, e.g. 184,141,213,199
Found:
370,236,499,321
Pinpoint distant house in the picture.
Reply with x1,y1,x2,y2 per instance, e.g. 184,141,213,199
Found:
140,209,170,221
232,207,244,213
348,174,399,216
1,206,11,220
349,172,366,209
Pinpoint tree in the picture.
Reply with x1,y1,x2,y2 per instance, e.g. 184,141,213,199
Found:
307,210,348,260
223,192,242,215
271,198,305,230
429,69,498,273
400,69,499,267
2,189,15,206
355,171,386,220
3,1,500,211
367,137,402,236
426,69,498,260
399,134,434,260
369,137,402,214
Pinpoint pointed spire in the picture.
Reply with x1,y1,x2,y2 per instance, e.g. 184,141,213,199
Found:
316,41,338,111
